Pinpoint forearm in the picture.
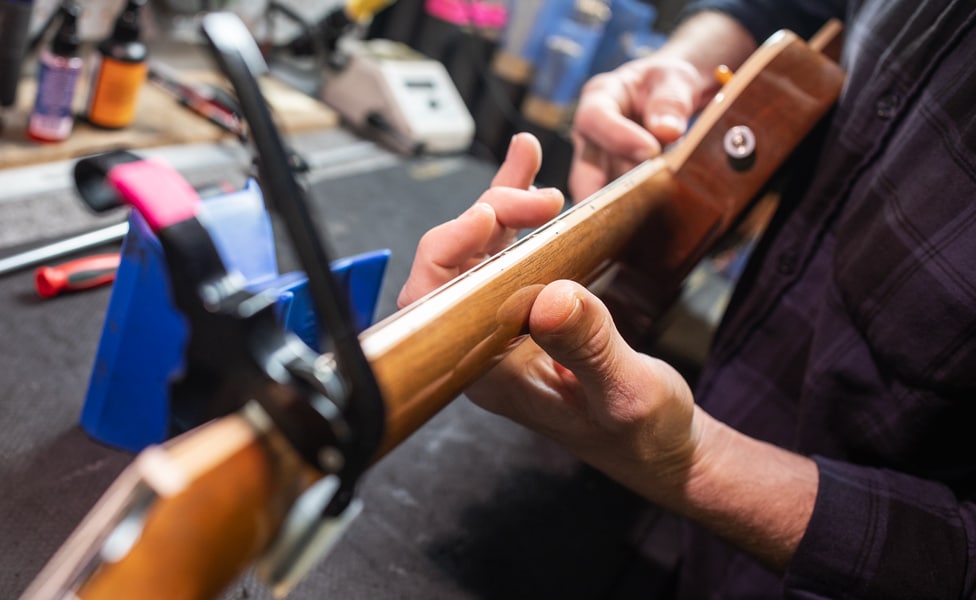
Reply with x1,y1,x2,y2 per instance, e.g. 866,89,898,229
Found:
604,407,818,572
681,410,817,571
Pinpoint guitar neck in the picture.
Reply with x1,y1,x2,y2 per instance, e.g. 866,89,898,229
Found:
364,158,677,454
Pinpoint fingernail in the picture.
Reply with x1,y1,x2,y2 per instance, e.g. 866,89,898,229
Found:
550,294,586,340
537,186,563,199
566,294,584,324
649,113,687,136
505,134,520,160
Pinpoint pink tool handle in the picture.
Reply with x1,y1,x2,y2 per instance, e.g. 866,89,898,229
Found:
106,159,201,232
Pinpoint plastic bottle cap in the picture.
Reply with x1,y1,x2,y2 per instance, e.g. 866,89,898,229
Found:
51,2,82,57
111,0,147,43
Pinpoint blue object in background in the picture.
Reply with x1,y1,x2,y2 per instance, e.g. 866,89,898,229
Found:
588,0,661,77
80,180,390,452
529,2,609,106
511,0,576,67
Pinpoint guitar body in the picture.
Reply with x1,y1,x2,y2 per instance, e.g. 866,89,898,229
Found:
21,25,845,600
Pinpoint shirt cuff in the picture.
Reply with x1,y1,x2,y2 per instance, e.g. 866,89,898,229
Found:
783,456,971,599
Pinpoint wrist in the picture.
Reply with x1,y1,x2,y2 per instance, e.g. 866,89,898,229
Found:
676,410,819,571
656,10,758,93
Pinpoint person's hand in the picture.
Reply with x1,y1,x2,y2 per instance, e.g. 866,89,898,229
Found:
467,279,702,495
398,132,702,499
569,55,711,201
400,16,814,568
398,132,565,308
568,10,757,202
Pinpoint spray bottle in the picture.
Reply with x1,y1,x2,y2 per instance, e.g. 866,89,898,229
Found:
28,2,83,142
85,0,148,129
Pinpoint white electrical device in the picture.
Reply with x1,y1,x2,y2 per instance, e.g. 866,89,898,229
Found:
321,39,475,154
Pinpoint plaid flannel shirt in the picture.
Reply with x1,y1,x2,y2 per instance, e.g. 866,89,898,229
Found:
674,0,976,597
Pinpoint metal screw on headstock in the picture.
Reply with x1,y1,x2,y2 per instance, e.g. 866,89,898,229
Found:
723,125,757,171
318,447,345,474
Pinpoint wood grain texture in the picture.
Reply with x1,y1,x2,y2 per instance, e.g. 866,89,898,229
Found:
604,30,847,339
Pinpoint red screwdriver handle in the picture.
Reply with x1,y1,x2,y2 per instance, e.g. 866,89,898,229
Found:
35,253,121,298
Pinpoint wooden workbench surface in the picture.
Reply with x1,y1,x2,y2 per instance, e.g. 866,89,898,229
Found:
0,72,338,169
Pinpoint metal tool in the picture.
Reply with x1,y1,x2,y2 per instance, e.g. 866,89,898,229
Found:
0,221,128,277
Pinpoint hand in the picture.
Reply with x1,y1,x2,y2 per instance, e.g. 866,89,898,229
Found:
569,55,710,201
467,280,701,495
398,132,565,308
398,127,816,570
568,11,757,202
398,132,702,499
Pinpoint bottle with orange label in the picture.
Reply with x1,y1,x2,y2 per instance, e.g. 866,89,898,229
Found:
85,0,147,129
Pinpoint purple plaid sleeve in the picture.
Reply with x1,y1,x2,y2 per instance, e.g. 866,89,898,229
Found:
681,0,845,43
785,458,976,598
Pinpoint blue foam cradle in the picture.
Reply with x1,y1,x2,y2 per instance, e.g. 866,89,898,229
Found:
81,179,390,452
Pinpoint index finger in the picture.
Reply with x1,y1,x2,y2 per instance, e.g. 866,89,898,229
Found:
574,92,662,164
397,202,497,307
491,132,543,189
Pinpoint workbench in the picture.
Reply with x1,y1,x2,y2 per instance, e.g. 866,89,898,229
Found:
0,125,675,599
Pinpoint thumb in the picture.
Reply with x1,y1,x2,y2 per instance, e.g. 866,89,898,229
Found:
529,281,696,448
529,280,642,404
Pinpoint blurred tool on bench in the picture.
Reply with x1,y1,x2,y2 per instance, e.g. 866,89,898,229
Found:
265,0,475,155
34,252,120,298
0,221,128,277
147,61,245,139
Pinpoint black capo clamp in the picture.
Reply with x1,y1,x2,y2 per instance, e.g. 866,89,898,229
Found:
198,11,386,511
72,12,385,591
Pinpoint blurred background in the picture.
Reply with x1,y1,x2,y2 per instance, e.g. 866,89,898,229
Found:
17,0,691,191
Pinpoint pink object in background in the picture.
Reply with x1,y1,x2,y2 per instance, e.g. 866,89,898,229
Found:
107,160,201,232
425,0,507,29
